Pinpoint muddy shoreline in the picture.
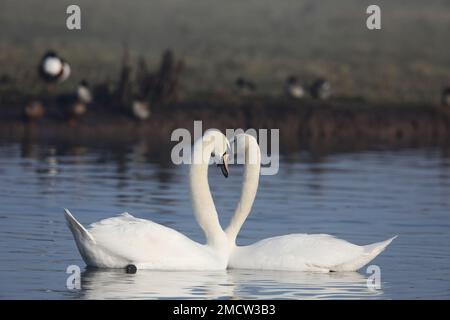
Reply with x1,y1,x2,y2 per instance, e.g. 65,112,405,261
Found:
1,97,449,156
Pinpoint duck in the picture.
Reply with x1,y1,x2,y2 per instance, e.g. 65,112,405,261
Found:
76,80,92,104
285,76,305,99
38,51,71,84
23,100,45,122
236,77,256,96
59,81,92,124
131,100,151,120
310,78,331,100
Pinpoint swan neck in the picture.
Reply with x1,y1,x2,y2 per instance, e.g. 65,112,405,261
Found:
226,137,260,246
190,138,227,247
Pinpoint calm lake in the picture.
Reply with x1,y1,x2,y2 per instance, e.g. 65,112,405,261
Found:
0,141,449,299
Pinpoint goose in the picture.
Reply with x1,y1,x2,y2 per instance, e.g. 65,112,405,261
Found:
285,76,305,99
226,133,396,272
38,51,71,83
64,129,231,270
310,78,331,100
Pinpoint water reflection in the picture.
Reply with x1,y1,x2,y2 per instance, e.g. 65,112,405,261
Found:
1,140,450,299
77,269,381,300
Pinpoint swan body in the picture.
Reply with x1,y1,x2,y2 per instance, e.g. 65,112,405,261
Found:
226,134,396,272
65,210,227,270
65,130,395,272
65,130,231,270
228,234,396,272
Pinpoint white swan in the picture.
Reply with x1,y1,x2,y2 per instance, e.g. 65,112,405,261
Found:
226,133,396,272
64,130,231,270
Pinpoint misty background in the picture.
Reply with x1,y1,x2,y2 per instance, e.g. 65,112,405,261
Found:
0,0,449,103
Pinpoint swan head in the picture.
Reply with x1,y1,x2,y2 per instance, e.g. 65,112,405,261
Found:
217,153,229,178
202,129,231,178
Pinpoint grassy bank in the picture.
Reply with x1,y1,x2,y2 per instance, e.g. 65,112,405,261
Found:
1,0,449,105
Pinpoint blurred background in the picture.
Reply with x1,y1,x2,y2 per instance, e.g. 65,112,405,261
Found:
1,0,449,102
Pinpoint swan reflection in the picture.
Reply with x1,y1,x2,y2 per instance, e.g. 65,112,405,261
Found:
77,269,383,299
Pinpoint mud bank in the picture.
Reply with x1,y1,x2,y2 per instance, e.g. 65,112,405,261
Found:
0,97,449,155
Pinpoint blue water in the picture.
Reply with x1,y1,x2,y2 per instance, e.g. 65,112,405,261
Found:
0,142,449,299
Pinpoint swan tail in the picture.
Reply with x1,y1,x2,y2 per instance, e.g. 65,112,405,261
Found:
332,236,397,272
362,235,397,256
64,208,96,244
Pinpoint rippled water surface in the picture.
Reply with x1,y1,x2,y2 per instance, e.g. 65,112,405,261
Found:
0,142,449,299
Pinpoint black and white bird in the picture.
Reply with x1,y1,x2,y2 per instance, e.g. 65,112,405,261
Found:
235,77,256,95
67,81,94,122
285,76,305,99
38,51,71,83
132,100,151,120
77,80,93,104
441,87,450,107
310,78,331,100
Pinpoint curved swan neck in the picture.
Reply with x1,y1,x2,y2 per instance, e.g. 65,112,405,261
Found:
190,135,227,248
225,135,261,246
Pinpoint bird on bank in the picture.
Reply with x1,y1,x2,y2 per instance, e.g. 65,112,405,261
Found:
285,76,305,99
55,80,93,126
77,80,93,104
23,100,45,122
131,100,151,120
67,80,94,123
310,78,331,100
38,51,71,84
235,77,256,96
442,87,450,107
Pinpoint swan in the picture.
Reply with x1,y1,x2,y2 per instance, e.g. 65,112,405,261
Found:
225,133,396,272
64,129,231,270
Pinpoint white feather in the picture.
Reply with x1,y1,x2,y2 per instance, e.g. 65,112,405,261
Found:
43,57,62,76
